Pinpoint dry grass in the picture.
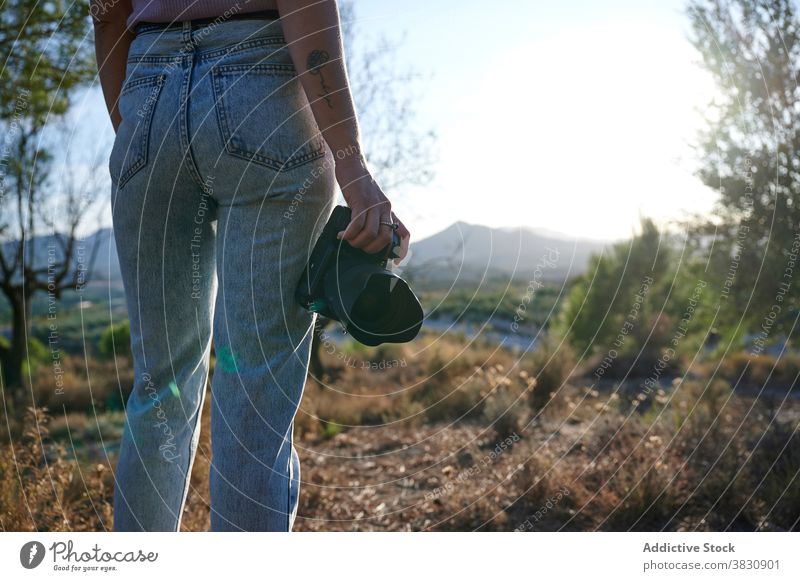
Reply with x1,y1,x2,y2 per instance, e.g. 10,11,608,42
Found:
1,334,798,531
25,354,133,412
711,351,800,391
0,407,113,531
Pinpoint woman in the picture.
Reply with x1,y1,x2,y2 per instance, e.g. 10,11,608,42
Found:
91,0,410,531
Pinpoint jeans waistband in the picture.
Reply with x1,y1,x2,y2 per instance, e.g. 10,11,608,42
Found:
134,9,281,36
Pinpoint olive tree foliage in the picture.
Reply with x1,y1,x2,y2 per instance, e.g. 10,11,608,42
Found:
686,0,800,343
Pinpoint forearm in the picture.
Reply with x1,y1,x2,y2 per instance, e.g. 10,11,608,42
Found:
277,0,363,164
91,1,134,133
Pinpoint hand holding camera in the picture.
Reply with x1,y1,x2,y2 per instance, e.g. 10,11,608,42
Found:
296,204,423,346
334,153,410,263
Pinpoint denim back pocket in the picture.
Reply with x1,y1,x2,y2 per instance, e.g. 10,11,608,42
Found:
110,73,167,188
211,64,326,171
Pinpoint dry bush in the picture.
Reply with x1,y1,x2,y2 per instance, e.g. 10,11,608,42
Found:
411,362,528,427
413,374,486,424
307,332,521,431
419,334,504,388
0,407,113,531
715,352,800,390
510,452,579,531
528,335,576,412
573,414,687,531
297,381,419,441
666,379,763,530
504,408,694,532
743,422,800,531
27,354,133,412
482,389,524,441
481,368,535,441
297,335,450,438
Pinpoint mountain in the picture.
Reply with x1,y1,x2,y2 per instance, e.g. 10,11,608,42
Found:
405,222,611,282
0,228,120,283
1,222,611,287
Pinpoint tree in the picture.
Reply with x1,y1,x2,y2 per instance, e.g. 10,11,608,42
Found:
338,1,437,194
553,218,719,377
688,0,800,342
0,1,98,394
557,219,672,354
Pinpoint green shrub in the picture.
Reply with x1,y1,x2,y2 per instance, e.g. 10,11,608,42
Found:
97,321,131,361
20,337,49,376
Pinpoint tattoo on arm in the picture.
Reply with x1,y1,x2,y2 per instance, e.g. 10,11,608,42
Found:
306,49,334,108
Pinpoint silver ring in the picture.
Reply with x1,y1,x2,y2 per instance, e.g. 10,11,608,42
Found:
379,221,399,231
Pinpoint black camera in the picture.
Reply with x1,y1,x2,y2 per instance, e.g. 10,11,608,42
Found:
296,205,423,346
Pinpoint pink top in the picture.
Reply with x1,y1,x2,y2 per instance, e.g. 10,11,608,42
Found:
127,1,278,30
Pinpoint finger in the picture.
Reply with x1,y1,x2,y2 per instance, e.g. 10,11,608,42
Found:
393,213,410,241
361,213,394,254
392,237,410,265
349,207,382,250
362,226,393,255
393,232,410,264
392,213,410,263
339,206,367,241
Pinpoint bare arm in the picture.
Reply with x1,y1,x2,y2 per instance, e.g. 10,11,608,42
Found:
91,0,134,133
277,0,410,256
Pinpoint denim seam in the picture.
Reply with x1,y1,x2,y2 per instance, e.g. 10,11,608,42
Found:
126,55,186,64
214,63,295,74
120,73,165,97
178,52,209,192
196,37,287,62
211,67,326,172
285,450,292,531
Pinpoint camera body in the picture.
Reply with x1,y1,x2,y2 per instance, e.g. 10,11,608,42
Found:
296,205,422,346
296,206,398,316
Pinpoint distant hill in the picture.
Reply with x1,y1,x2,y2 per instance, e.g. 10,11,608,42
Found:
85,228,121,281
1,228,120,283
1,222,612,287
405,222,611,283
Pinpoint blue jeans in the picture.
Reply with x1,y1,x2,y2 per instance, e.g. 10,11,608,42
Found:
110,15,335,531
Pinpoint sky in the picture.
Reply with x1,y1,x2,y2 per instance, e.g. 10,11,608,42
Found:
75,0,721,242
346,0,721,241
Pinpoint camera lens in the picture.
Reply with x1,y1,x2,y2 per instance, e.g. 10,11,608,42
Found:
350,275,391,324
348,274,420,343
